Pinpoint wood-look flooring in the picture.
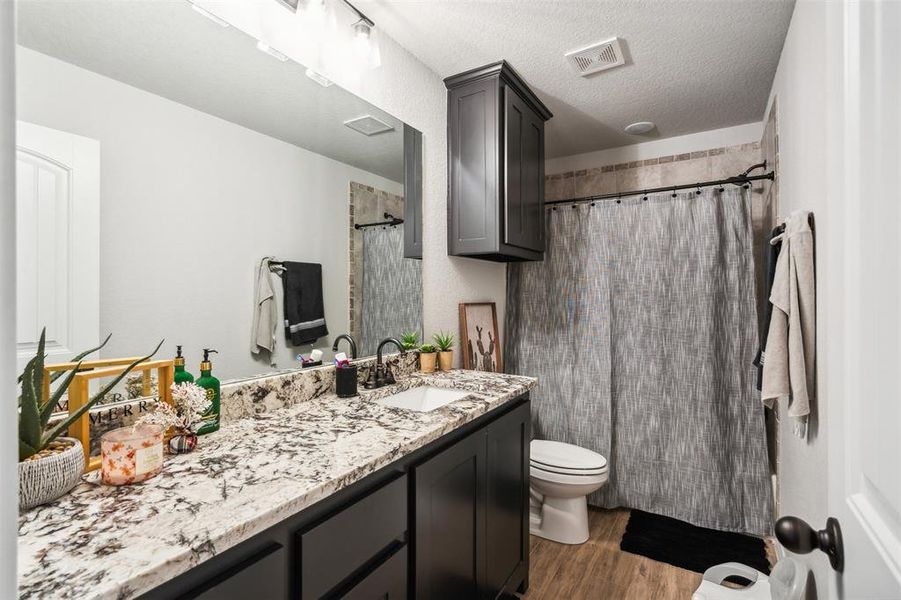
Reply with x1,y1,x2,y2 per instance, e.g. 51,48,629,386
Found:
523,507,701,600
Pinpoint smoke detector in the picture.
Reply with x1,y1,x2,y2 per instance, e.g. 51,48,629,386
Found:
565,37,626,77
344,115,394,136
625,121,655,135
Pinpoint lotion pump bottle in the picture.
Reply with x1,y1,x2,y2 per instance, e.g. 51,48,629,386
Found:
196,349,220,435
173,345,194,385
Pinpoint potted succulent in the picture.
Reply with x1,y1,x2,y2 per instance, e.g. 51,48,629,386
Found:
419,344,438,373
433,332,455,371
400,331,420,351
18,328,161,509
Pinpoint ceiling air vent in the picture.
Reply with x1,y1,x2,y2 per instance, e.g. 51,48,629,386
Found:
343,115,394,136
565,37,625,77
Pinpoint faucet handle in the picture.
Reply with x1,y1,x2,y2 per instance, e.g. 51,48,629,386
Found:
363,365,380,389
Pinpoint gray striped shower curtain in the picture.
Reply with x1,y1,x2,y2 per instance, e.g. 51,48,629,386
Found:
361,225,423,357
505,188,772,535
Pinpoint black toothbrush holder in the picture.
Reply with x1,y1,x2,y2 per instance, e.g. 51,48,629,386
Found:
335,364,358,398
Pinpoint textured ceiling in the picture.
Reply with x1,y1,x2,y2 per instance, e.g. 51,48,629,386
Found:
356,0,795,158
16,0,405,182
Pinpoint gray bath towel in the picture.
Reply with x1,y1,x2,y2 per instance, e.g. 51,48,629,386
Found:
251,256,278,361
762,210,816,438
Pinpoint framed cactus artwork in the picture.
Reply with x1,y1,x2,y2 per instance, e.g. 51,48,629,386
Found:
459,302,502,373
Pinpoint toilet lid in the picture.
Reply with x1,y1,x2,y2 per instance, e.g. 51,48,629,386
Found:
530,440,607,472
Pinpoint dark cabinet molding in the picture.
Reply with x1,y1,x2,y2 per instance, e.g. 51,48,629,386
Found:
446,61,551,262
403,124,423,259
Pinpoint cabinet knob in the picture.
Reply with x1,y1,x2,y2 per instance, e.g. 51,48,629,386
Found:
774,516,844,572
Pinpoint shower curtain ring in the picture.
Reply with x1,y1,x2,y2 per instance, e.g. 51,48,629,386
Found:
696,183,702,196
671,187,677,198
642,190,648,202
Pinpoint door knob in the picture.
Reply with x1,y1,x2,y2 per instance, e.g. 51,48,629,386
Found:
774,515,844,572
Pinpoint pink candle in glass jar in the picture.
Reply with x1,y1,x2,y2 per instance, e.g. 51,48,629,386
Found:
101,424,164,485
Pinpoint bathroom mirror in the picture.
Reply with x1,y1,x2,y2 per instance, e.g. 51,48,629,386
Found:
13,0,423,399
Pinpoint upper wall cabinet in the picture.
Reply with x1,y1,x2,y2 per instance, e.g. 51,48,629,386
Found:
446,61,552,262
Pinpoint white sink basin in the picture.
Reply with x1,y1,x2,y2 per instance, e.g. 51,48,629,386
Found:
374,386,470,412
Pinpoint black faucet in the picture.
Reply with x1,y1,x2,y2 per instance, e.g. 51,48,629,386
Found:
365,338,406,389
331,334,358,360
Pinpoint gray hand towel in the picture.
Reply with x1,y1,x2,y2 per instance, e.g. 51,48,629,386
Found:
251,256,278,360
762,210,816,438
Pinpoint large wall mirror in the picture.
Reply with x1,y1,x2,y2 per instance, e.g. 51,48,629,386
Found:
14,0,424,397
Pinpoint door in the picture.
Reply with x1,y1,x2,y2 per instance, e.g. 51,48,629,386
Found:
826,1,901,597
504,87,544,253
414,429,486,600
448,77,499,255
484,401,530,598
15,121,99,372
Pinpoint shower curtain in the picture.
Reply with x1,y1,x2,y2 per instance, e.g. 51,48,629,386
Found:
506,188,773,535
361,225,422,357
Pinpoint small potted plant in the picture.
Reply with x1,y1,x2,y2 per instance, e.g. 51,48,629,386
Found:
18,329,161,509
433,332,455,371
136,382,209,454
401,331,420,351
419,343,438,373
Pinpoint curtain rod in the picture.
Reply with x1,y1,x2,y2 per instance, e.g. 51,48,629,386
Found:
545,162,775,207
354,212,403,230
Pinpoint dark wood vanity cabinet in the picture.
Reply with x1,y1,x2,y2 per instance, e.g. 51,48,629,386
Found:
414,400,530,600
140,396,530,600
445,61,552,262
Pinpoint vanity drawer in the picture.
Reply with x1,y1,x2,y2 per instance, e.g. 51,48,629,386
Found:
343,545,407,600
298,475,407,599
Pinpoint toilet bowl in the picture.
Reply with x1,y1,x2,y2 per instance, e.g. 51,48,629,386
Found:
529,440,608,544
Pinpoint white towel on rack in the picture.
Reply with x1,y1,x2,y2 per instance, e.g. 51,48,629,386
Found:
251,256,278,361
761,210,816,438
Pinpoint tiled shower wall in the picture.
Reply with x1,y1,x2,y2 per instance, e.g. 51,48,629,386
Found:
348,182,404,344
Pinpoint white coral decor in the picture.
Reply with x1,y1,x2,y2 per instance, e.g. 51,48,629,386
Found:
137,382,209,432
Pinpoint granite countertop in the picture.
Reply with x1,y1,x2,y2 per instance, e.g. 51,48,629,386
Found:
18,369,536,600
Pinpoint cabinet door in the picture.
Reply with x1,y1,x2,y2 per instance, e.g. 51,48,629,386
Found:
484,402,531,598
414,430,486,600
448,77,499,255
504,87,545,252
403,124,423,260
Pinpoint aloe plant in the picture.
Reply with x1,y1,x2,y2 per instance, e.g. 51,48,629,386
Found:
400,331,420,350
419,343,437,354
18,328,163,462
433,332,454,352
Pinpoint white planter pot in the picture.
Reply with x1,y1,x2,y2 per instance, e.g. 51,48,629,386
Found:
19,437,85,510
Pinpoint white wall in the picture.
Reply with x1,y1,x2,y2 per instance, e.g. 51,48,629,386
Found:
763,0,832,594
546,122,763,175
0,2,17,595
16,47,403,381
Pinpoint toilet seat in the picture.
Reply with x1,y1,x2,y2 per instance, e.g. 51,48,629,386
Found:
531,440,607,471
530,440,608,485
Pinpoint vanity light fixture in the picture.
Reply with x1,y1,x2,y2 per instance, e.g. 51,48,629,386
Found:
342,0,381,68
305,68,333,87
188,1,230,27
256,41,289,62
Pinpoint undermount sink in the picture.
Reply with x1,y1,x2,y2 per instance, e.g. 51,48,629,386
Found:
374,386,470,412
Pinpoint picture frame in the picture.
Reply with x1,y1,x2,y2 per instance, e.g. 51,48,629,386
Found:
459,302,502,372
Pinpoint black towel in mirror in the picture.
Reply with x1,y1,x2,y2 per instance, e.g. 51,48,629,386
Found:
282,261,328,346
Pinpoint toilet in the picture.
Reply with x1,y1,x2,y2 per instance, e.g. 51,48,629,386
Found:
529,440,608,544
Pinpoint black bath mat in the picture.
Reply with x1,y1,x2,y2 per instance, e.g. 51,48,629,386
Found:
620,510,770,575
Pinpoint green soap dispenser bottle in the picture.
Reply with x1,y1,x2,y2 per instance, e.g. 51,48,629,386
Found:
174,345,194,385
196,349,220,435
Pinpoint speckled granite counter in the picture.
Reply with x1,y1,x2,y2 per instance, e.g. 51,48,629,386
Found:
18,369,536,600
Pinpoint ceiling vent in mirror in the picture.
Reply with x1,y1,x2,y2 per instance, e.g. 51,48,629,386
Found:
344,115,394,136
565,37,625,76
